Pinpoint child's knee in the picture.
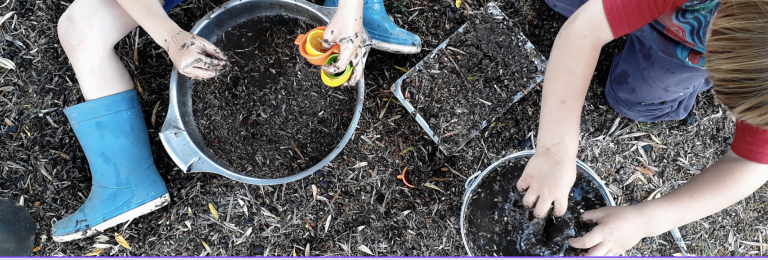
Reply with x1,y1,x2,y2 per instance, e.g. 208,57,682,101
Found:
57,9,86,51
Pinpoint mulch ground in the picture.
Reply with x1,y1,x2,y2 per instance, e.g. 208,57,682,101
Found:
1,0,767,256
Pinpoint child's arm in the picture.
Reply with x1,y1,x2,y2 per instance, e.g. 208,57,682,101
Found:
116,0,227,79
569,150,768,256
517,0,614,217
321,0,370,86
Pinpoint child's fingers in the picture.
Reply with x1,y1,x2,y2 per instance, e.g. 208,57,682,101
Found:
568,230,604,249
533,197,552,218
585,242,611,256
201,43,227,61
516,177,530,192
322,30,338,50
521,192,539,209
553,197,568,217
322,43,354,75
343,60,365,87
183,67,220,79
579,208,607,223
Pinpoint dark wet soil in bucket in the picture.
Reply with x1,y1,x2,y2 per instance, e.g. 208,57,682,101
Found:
464,158,607,256
192,15,356,179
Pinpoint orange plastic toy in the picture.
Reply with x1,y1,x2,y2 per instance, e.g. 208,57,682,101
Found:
397,167,416,188
294,26,341,66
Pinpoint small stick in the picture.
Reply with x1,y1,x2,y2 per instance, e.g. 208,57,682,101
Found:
443,49,469,85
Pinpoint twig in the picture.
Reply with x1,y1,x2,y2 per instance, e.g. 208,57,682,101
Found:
443,49,469,85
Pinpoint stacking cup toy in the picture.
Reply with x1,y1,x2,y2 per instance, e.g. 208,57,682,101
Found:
295,26,354,87
321,54,353,87
294,26,341,65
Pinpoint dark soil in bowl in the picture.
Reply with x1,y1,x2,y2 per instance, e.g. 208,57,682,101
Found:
464,158,607,256
400,10,542,155
192,15,356,178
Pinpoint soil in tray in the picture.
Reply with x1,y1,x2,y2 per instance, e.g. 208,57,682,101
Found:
464,159,607,256
192,15,356,179
401,10,541,155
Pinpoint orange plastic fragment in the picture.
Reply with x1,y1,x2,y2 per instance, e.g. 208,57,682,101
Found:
397,167,416,188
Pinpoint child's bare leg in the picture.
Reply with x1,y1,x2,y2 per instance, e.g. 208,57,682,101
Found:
58,0,140,101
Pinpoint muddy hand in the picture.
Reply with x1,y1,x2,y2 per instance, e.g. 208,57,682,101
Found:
320,0,370,86
164,30,228,79
516,153,576,218
568,205,651,256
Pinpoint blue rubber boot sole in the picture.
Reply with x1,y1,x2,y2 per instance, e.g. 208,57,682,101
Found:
52,90,170,242
325,0,422,54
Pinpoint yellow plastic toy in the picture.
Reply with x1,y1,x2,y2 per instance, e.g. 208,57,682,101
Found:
305,30,328,56
320,54,353,87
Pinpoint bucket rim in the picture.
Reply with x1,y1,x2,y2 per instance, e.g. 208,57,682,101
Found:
459,149,616,256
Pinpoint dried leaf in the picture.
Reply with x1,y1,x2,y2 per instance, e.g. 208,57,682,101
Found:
209,203,219,220
151,101,161,127
202,241,211,254
292,247,297,256
618,132,647,139
623,171,642,187
456,0,462,8
238,198,248,217
740,241,768,247
400,147,415,155
114,232,131,250
324,214,332,233
4,118,13,126
357,245,374,255
185,220,192,230
33,246,40,252
633,165,655,176
423,183,444,192
650,133,661,144
0,57,15,70
0,11,15,27
394,66,408,73
94,235,110,243
350,162,368,169
305,243,310,257
84,248,103,256
311,185,318,199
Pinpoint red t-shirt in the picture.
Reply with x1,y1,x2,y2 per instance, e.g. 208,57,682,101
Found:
731,121,768,164
603,0,687,38
603,0,768,164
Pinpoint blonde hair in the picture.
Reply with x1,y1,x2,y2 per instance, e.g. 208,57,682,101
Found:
705,0,768,128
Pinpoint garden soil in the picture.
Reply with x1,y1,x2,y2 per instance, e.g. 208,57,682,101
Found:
0,0,766,256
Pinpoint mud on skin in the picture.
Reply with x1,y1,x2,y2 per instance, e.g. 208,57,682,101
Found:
464,160,606,256
192,15,356,179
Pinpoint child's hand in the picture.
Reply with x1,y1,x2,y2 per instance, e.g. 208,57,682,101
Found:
164,30,228,79
517,152,576,218
321,0,372,87
568,205,651,256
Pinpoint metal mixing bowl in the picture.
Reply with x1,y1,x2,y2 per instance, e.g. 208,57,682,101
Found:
159,0,365,185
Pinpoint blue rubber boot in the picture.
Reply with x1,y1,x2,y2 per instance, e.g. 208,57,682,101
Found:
325,0,422,54
52,90,170,242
